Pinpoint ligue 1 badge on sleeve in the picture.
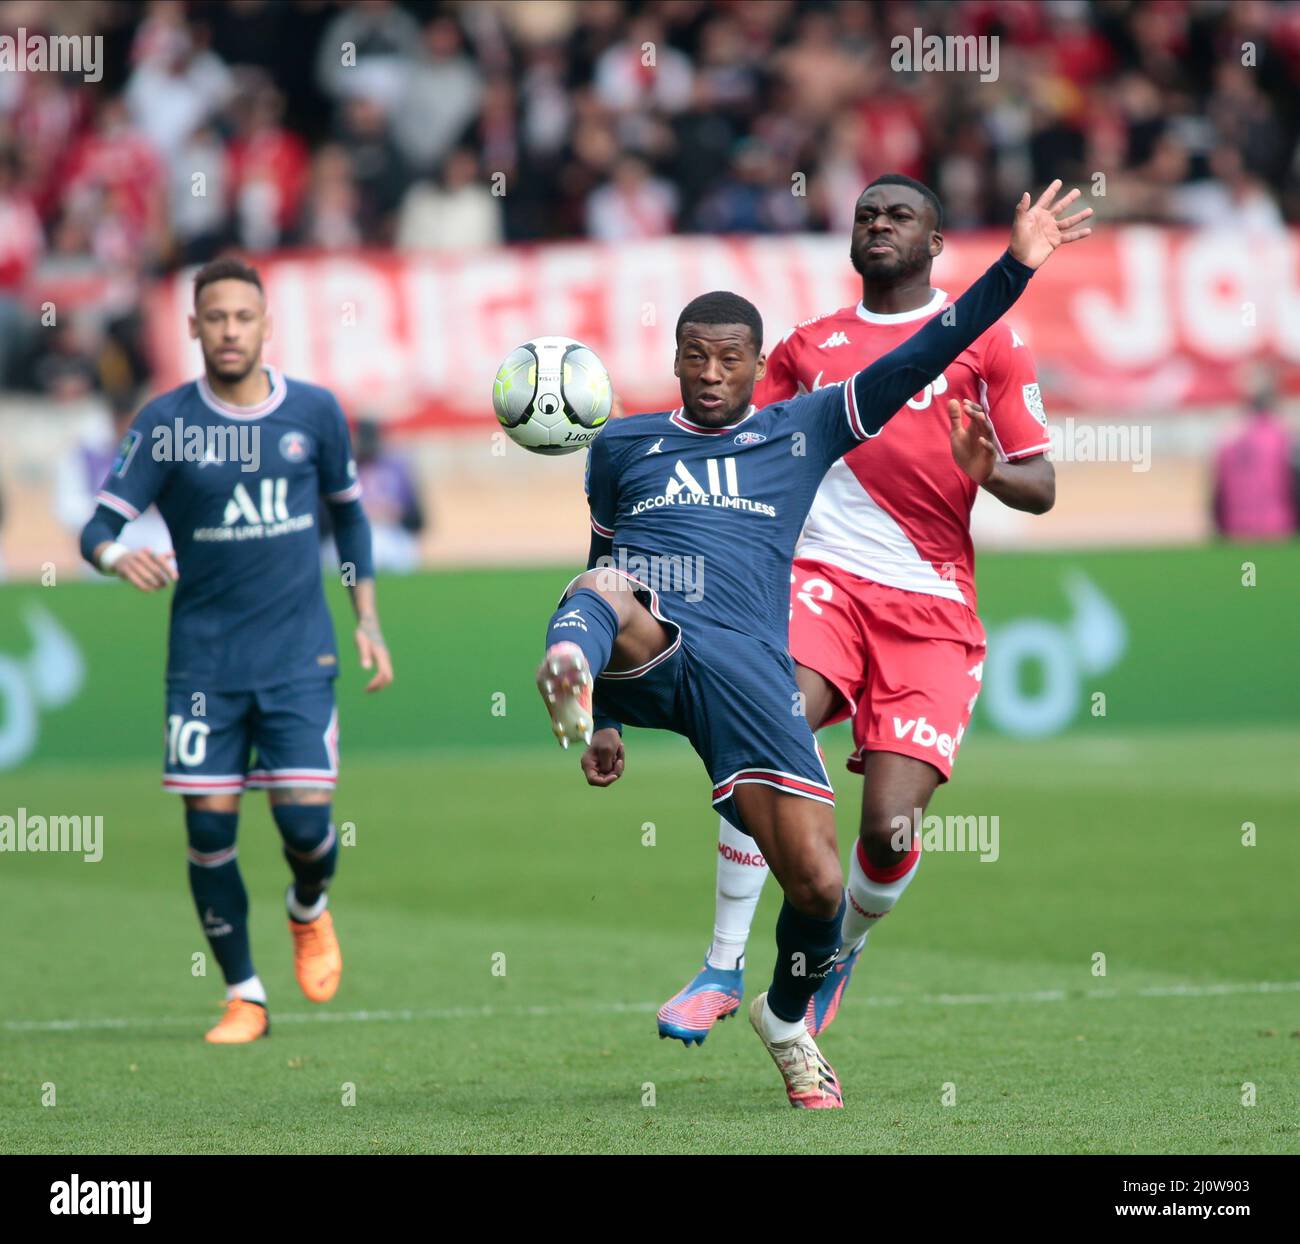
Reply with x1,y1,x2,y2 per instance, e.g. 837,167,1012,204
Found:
112,428,142,476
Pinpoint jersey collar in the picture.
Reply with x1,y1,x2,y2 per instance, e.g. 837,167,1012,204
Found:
196,366,287,419
854,288,948,325
669,404,758,435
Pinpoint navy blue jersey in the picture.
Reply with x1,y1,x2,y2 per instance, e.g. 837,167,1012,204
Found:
585,251,1034,654
94,367,361,690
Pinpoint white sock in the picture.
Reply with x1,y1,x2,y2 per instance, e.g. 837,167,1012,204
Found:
759,995,807,1044
227,975,266,1004
286,885,328,924
841,838,922,950
706,816,769,970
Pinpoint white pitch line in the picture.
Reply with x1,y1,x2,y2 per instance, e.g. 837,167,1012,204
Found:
5,980,1299,1035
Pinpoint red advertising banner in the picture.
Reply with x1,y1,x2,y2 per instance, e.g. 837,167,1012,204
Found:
145,229,1300,429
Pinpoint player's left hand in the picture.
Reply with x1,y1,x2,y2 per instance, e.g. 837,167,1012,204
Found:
355,616,393,692
1009,180,1093,270
581,728,625,786
948,398,997,485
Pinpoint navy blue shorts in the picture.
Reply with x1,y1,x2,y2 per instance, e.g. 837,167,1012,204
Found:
161,679,338,796
581,576,835,835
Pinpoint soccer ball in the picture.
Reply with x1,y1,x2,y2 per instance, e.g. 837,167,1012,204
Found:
492,336,612,455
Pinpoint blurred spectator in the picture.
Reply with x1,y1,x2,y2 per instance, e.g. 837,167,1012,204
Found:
227,81,310,252
1212,375,1298,541
299,145,363,250
315,0,422,110
390,16,484,176
586,154,677,242
0,150,42,386
125,7,234,160
169,123,230,263
396,149,503,252
1172,145,1285,233
334,93,410,242
593,17,694,116
59,97,165,269
691,139,808,234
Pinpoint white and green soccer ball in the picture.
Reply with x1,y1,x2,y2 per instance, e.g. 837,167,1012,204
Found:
491,336,612,455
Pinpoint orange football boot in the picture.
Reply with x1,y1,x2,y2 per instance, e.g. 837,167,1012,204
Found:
204,998,270,1044
290,909,342,1002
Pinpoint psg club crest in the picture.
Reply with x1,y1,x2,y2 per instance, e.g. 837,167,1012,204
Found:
734,431,766,446
279,431,310,462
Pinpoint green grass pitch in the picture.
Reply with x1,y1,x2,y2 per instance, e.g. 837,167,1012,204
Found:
2,726,1297,1154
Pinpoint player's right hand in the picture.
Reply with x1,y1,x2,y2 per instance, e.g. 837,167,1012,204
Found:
581,727,625,787
114,548,178,592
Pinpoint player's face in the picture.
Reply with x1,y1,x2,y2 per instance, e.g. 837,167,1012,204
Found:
849,186,941,282
189,279,270,382
673,324,766,426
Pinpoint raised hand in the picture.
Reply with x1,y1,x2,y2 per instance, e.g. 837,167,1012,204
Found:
1009,180,1093,270
948,398,997,485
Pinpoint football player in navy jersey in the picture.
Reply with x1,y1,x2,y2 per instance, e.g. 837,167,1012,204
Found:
537,183,1090,1107
81,257,394,1044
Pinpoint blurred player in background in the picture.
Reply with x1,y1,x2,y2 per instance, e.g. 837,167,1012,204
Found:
79,257,393,1044
539,184,1090,1106
659,175,1059,1045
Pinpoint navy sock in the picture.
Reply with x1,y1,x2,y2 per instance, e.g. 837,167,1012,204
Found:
767,895,846,1022
185,809,253,986
271,803,338,910
544,587,619,678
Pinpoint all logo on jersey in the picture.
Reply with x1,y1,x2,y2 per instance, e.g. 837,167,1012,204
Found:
819,331,850,349
631,457,776,518
280,431,310,462
193,478,315,543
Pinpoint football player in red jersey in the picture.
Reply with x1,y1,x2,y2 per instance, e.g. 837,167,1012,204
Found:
657,175,1059,1045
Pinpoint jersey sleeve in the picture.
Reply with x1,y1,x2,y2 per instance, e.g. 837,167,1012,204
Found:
94,406,168,521
584,429,617,541
319,393,363,501
753,331,800,407
978,322,1052,460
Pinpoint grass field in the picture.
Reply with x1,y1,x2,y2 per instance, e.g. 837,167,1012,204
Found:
2,725,1297,1155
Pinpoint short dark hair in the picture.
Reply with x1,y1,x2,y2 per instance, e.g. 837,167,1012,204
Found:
862,173,943,231
193,256,264,303
675,290,763,352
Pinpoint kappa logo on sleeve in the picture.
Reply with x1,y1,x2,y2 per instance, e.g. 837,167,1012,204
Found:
111,429,141,477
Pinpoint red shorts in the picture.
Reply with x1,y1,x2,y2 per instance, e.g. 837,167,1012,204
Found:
788,558,987,781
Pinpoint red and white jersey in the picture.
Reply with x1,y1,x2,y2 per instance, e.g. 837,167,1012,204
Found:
757,288,1049,613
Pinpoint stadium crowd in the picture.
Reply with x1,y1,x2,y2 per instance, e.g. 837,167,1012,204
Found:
0,0,1298,401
